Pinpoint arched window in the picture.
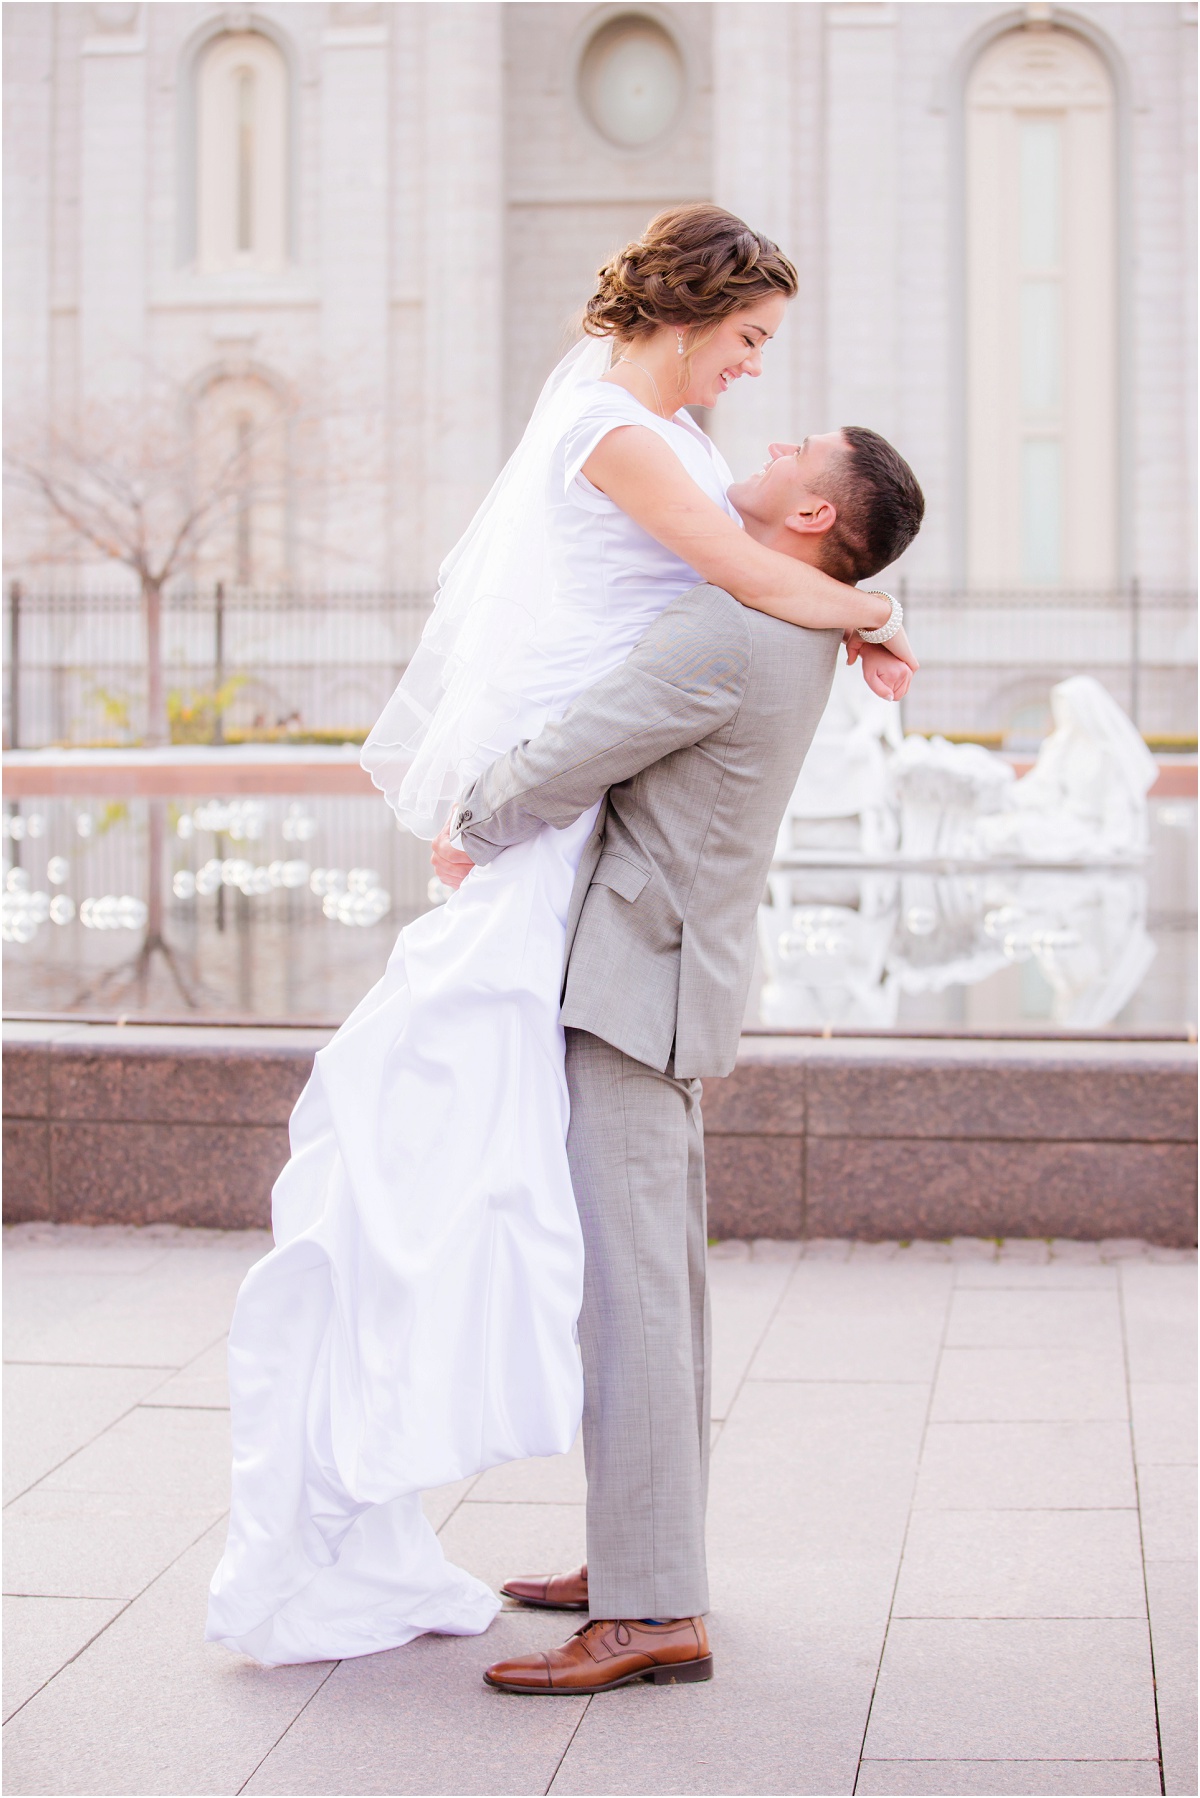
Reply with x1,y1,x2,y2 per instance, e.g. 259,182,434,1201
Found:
965,27,1117,586
192,375,290,587
196,32,288,274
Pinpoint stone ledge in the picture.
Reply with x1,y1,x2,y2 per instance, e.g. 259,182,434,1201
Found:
801,1138,1196,1245
2,744,374,797
44,1042,316,1127
3,1023,1195,1244
703,1041,1196,1143
1,1024,330,1130
4,1024,322,1232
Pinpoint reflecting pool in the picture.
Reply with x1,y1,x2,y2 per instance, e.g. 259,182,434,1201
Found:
3,791,1195,1035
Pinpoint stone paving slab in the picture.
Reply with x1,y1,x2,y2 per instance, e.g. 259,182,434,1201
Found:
2,1522,334,1797
911,1420,1138,1511
1144,1559,1199,1798
2,1596,124,1723
3,1364,168,1503
1130,1381,1198,1465
242,1620,588,1798
855,1761,1163,1795
892,1509,1147,1619
2,1226,1195,1797
861,1618,1160,1761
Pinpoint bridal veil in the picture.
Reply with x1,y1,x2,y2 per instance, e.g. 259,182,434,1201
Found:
361,335,613,838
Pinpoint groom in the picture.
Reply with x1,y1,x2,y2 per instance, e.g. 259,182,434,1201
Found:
434,426,924,1693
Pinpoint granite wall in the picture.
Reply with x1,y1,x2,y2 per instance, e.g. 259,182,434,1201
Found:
4,1023,1195,1245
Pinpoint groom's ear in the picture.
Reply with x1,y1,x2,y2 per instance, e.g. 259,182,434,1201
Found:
783,495,837,539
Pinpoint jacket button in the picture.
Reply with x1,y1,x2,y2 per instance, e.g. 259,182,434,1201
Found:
459,809,472,824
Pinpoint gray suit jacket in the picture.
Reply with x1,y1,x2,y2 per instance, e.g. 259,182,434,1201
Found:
454,584,840,1079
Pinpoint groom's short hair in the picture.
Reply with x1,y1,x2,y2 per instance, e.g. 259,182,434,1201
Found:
820,428,924,584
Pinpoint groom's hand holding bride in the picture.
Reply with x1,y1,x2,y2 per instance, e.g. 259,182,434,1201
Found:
431,826,475,892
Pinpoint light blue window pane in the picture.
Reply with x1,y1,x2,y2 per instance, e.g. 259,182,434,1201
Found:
1021,439,1061,583
1020,280,1061,413
1019,118,1061,269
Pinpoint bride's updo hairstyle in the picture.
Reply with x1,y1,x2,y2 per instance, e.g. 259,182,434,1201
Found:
583,204,798,361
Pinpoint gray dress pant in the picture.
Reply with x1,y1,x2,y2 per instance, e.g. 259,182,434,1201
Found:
564,1027,711,1621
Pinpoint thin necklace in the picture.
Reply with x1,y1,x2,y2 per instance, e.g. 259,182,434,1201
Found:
613,355,669,419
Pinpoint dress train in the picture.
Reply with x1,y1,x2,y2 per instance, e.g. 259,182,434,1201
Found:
206,814,594,1665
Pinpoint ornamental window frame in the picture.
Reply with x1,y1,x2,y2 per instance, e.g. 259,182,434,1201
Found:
945,8,1133,589
177,16,298,274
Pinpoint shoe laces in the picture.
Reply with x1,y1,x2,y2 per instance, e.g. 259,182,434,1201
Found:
576,1618,634,1647
576,1619,642,1649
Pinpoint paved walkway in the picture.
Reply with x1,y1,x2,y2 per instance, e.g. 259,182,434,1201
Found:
3,1226,1195,1797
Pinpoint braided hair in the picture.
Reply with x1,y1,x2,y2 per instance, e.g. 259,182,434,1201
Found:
583,204,798,347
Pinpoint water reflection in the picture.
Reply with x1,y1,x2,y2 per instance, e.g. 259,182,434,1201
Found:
2,793,428,1022
2,792,1195,1032
754,791,1195,1033
758,865,1162,1030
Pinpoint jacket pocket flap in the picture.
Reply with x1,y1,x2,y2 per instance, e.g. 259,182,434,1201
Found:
592,853,651,903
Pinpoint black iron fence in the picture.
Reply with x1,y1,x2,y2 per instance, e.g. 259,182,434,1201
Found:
895,581,1195,745
3,584,431,750
3,580,1195,750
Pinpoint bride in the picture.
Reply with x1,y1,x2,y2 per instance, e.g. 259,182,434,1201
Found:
206,204,914,1666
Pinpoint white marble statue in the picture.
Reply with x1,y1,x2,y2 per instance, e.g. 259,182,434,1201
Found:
875,676,1155,864
774,645,903,860
886,733,1015,860
972,675,1159,862
772,667,1154,870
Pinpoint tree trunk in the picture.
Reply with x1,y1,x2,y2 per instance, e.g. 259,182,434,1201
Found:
147,797,165,944
144,576,167,746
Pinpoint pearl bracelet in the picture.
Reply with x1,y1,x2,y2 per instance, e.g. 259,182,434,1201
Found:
856,591,903,644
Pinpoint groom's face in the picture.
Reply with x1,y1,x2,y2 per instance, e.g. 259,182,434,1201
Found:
727,432,847,535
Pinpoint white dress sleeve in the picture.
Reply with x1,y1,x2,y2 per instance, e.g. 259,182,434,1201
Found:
560,391,680,513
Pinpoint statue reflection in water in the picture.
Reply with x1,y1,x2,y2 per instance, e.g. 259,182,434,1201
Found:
759,665,1164,1031
759,865,1155,1031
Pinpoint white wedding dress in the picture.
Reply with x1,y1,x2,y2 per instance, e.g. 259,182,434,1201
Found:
206,376,739,1666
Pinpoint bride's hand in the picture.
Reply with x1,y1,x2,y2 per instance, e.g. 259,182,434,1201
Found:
847,637,914,701
847,625,918,675
432,824,475,892
875,622,918,674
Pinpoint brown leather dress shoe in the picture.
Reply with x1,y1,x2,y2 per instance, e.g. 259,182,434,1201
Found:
499,1562,589,1611
484,1616,713,1693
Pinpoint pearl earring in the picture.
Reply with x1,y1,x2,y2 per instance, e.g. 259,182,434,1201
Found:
676,333,685,356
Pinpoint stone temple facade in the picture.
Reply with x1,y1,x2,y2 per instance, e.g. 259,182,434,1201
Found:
4,1,1196,736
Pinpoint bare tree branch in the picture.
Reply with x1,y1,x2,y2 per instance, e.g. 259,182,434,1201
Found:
4,358,386,743
3,379,304,741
